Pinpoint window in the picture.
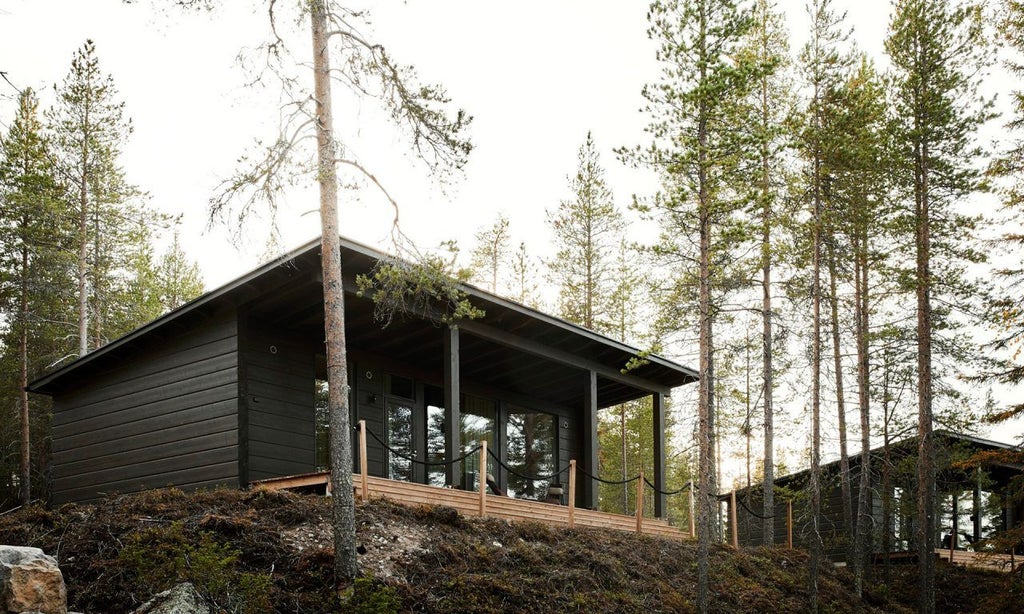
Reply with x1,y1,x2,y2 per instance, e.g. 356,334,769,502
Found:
506,406,556,499
461,394,496,490
314,379,330,471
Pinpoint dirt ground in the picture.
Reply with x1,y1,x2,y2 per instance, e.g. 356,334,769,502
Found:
0,487,1013,613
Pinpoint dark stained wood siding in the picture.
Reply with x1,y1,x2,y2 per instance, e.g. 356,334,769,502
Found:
241,324,316,482
50,311,240,504
353,360,386,477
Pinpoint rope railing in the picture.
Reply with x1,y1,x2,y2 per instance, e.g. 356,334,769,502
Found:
353,421,796,546
361,424,482,467
485,447,572,483
642,476,691,496
575,465,642,486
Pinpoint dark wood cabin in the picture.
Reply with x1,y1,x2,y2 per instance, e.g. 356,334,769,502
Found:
727,432,1023,558
28,236,698,514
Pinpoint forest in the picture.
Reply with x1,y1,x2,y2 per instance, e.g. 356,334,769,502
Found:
3,0,1024,613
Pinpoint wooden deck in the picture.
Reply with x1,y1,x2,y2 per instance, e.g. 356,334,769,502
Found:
253,471,690,540
936,548,1018,572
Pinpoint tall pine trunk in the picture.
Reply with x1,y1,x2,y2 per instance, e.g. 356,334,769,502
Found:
760,97,775,547
77,153,89,357
19,243,31,506
915,134,936,614
827,244,853,554
809,123,824,614
311,1,357,584
852,233,872,596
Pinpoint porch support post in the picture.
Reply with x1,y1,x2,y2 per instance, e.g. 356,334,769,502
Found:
653,392,666,518
444,325,461,487
583,370,599,509
973,468,982,543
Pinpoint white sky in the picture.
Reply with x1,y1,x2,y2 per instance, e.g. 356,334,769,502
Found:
1,1,1020,473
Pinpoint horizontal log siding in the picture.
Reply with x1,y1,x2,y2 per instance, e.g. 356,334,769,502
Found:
242,326,316,482
50,311,240,503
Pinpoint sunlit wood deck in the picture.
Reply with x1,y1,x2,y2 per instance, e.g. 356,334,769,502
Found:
936,548,1018,572
253,471,690,541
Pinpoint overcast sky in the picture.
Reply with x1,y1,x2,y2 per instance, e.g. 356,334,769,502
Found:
2,1,1019,460
0,1,887,284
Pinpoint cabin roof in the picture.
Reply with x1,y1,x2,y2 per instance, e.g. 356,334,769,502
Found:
28,235,697,408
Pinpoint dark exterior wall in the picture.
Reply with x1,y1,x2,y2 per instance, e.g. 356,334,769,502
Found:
49,310,240,504
732,468,870,558
353,360,386,477
240,323,316,482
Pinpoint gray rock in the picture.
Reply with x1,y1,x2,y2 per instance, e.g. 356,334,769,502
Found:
0,545,66,614
131,583,211,614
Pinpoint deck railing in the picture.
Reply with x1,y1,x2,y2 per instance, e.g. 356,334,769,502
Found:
254,420,690,540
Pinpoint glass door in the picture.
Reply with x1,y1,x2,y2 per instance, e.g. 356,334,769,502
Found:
386,398,415,482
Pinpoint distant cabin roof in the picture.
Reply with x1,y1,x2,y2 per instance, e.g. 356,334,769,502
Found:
29,235,698,408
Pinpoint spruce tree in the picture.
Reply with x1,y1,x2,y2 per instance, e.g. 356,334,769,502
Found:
0,88,69,505
547,132,623,332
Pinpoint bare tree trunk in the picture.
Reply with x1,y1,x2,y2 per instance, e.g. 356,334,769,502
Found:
827,244,853,557
882,351,893,584
311,1,357,584
78,158,89,357
621,404,629,513
809,126,824,614
915,137,936,614
19,244,31,506
761,140,775,547
852,234,872,596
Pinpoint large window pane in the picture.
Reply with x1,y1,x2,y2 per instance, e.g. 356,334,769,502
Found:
507,406,556,499
387,399,414,481
461,394,496,490
314,379,330,472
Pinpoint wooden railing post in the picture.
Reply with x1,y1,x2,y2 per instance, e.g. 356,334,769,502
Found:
568,460,577,528
636,471,645,535
730,489,739,548
787,499,793,549
479,440,488,518
689,482,696,537
359,419,368,502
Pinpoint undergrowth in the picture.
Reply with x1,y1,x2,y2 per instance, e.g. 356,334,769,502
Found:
0,487,1010,613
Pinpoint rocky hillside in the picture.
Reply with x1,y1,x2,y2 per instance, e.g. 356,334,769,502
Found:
0,487,1013,613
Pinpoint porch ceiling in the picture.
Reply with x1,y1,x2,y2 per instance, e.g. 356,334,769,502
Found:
240,241,696,410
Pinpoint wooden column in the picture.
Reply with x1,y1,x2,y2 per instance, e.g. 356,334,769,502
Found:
636,471,645,534
787,500,794,548
444,325,461,487
973,468,982,544
652,392,666,518
568,460,577,528
730,489,739,548
479,440,488,517
582,370,599,509
359,419,368,502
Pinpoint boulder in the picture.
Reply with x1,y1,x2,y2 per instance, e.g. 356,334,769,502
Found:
131,583,210,614
0,546,66,614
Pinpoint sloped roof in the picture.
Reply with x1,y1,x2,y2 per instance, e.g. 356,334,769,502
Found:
29,236,698,409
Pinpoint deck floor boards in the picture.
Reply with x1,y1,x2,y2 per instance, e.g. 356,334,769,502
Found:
253,471,690,540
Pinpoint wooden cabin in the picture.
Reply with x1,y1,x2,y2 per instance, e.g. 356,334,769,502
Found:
727,432,1023,563
28,236,698,516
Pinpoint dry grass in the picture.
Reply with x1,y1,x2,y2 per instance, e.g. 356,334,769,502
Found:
0,487,1012,613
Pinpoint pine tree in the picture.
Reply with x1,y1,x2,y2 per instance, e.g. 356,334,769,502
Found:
0,88,69,505
547,132,623,332
734,0,793,547
508,242,541,308
627,1,760,610
886,1,990,611
47,40,148,354
160,0,473,584
468,213,511,294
